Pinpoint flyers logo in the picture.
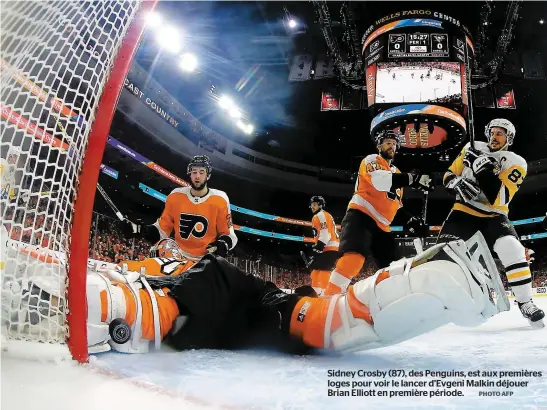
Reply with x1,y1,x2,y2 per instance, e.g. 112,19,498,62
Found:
179,213,209,239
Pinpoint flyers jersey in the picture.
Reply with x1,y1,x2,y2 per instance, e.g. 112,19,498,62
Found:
156,187,238,259
445,142,527,217
119,257,197,277
311,210,339,251
348,154,403,232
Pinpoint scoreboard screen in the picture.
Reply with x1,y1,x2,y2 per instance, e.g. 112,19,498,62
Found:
388,32,449,58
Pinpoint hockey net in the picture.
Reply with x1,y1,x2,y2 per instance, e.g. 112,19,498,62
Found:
1,1,154,362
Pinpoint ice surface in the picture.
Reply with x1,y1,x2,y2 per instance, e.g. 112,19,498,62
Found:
376,65,461,103
2,300,546,410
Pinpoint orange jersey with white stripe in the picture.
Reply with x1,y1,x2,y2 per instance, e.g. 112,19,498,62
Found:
119,257,197,277
311,210,339,251
348,154,403,231
156,187,237,259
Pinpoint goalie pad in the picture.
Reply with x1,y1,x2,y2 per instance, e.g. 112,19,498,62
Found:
330,233,508,352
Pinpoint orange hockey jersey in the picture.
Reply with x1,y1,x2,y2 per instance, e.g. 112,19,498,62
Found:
156,187,238,259
119,257,197,277
348,154,403,231
311,210,339,252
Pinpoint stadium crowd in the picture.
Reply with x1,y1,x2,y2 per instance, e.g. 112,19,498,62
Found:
3,205,546,291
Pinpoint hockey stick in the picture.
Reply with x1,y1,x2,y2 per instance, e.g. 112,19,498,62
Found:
300,251,313,268
414,190,430,254
463,41,476,150
96,183,125,222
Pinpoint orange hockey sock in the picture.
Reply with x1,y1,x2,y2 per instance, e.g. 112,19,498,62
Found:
324,253,365,295
311,269,330,291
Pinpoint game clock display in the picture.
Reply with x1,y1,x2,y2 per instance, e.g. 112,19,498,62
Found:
388,32,449,58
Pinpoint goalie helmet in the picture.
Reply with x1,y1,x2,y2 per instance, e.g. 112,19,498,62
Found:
309,195,326,209
187,155,212,175
374,129,402,150
149,238,186,260
484,118,516,146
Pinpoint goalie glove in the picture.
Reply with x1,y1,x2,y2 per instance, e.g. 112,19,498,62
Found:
445,176,481,203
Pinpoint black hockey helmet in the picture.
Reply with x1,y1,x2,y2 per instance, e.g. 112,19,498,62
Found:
309,195,326,209
375,129,402,150
187,155,212,175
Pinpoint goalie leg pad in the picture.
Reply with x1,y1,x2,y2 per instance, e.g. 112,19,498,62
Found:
87,272,153,354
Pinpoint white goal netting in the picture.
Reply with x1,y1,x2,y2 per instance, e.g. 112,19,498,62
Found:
1,1,144,360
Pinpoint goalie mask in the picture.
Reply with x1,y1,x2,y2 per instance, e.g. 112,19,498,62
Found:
484,118,515,148
149,238,186,260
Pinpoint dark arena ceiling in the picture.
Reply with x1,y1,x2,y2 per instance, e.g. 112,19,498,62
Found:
102,1,547,228
128,1,547,170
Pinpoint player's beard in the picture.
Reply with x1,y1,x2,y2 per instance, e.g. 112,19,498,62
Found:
379,147,395,160
190,180,207,191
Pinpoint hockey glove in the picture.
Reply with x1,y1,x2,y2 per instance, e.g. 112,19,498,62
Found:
405,216,429,238
463,147,481,169
472,155,500,176
410,171,434,192
445,176,481,203
122,218,140,238
206,236,230,257
312,241,326,255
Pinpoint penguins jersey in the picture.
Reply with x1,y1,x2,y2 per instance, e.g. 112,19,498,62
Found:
444,141,527,217
311,210,339,252
156,187,238,259
348,154,403,232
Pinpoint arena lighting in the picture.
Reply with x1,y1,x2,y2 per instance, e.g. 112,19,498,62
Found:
218,95,234,109
156,25,182,53
288,19,297,28
179,53,197,72
540,19,545,24
229,108,242,119
146,11,162,29
236,120,254,134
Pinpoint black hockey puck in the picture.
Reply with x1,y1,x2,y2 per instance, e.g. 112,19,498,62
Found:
109,318,131,344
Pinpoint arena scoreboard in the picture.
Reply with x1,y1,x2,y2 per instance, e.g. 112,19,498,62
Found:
387,32,449,58
362,9,475,156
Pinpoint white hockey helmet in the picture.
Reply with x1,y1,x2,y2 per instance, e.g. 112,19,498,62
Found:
484,118,516,146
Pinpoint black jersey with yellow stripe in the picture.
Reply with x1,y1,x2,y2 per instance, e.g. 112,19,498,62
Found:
444,142,527,217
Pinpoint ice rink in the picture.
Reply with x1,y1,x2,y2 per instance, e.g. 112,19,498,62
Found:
2,299,546,410
375,66,461,104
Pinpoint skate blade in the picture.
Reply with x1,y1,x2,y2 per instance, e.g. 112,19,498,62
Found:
528,319,545,329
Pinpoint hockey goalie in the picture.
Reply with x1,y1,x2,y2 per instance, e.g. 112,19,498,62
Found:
2,233,510,355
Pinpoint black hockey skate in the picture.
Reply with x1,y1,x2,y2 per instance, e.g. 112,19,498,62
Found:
518,300,545,328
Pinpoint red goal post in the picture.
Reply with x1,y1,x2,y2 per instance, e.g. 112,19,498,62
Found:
1,1,157,363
